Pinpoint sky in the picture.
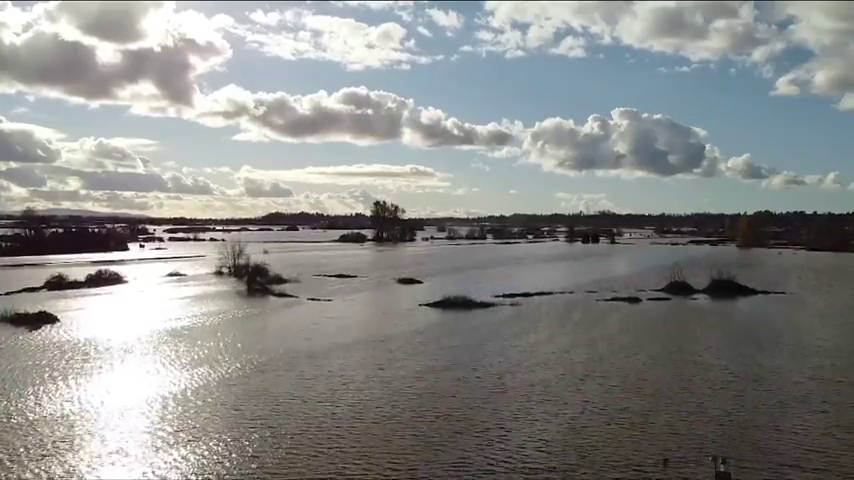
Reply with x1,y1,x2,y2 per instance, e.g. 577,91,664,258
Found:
0,1,853,218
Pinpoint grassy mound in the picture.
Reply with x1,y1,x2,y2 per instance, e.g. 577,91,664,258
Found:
396,277,424,285
702,278,761,298
598,296,643,304
655,264,698,296
165,270,188,277
306,297,333,302
657,280,699,296
1,310,60,331
420,295,500,310
653,266,783,299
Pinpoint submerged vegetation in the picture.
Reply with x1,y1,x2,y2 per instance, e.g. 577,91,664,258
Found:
493,290,573,299
598,296,643,304
654,264,783,299
0,309,60,331
215,241,295,298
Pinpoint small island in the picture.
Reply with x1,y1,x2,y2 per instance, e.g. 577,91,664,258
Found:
1,310,60,331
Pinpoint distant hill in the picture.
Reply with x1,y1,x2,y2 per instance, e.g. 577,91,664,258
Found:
0,208,149,218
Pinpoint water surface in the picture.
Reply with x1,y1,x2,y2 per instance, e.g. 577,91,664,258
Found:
1,239,852,479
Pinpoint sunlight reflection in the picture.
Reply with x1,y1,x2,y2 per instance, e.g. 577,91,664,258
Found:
71,278,206,342
72,355,184,479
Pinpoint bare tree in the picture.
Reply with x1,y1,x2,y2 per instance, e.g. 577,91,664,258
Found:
19,206,41,239
217,240,249,276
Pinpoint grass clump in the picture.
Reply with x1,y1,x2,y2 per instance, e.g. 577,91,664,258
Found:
396,277,424,285
420,295,500,310
166,270,188,277
315,273,361,279
1,309,60,331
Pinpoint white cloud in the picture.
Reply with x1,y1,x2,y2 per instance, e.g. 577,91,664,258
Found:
508,189,517,194
426,8,464,32
471,2,854,111
231,8,439,71
473,2,782,64
194,84,516,150
523,108,720,178
416,25,433,37
556,192,620,214
237,163,452,188
332,1,417,22
767,3,854,109
549,35,586,58
0,1,234,111
765,171,807,189
472,159,490,171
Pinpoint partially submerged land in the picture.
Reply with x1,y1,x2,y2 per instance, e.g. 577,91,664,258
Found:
0,310,60,331
655,266,784,299
1,269,127,296
1,257,787,334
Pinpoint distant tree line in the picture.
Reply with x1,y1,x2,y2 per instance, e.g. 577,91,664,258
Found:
4,206,853,252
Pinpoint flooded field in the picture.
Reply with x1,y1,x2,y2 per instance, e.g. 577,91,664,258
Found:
1,234,852,479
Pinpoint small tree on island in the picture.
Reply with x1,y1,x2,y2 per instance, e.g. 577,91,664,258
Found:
370,199,414,243
19,206,43,239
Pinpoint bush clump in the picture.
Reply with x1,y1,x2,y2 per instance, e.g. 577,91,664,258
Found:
83,269,127,288
420,295,500,310
337,231,368,243
42,273,73,291
166,270,188,277
396,277,424,285
1,309,60,331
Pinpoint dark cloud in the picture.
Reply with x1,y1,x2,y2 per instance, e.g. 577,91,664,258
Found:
0,165,48,187
0,116,63,164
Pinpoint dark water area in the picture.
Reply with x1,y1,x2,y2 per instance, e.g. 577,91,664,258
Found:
1,238,853,479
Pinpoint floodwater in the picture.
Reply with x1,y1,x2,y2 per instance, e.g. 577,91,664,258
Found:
1,232,853,479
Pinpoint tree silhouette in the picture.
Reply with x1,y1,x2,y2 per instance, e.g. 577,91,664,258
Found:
371,199,413,242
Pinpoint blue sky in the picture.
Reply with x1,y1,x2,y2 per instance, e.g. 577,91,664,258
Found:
1,1,853,217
